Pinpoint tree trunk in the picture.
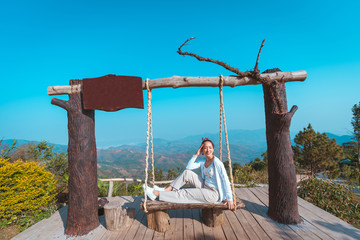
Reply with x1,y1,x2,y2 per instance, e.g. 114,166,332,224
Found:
262,70,302,224
51,79,99,235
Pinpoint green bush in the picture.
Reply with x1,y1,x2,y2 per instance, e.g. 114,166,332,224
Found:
0,157,57,228
97,181,109,197
298,177,360,227
97,181,144,197
341,164,360,185
233,164,268,186
127,183,143,196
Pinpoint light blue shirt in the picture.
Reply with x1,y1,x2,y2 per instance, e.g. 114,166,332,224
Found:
185,155,233,203
204,164,218,190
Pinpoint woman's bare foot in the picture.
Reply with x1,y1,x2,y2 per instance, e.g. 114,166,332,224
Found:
164,186,173,191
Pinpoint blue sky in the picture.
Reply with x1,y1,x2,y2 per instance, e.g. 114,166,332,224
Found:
1,0,359,147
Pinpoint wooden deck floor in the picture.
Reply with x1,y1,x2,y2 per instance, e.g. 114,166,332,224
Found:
12,187,360,240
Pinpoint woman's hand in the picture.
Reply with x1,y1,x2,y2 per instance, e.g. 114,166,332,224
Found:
195,144,204,157
223,200,234,210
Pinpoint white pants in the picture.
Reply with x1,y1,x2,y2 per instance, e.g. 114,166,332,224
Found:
159,170,219,203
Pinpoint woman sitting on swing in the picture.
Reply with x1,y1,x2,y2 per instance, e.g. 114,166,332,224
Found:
143,138,235,210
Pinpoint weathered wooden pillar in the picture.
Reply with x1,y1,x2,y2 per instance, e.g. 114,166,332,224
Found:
52,79,99,235
262,69,302,224
202,208,224,227
104,201,135,231
147,210,171,232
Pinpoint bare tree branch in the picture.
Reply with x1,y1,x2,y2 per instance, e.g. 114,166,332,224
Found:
289,105,298,117
254,39,266,73
51,98,69,110
177,37,288,113
177,37,196,51
177,37,250,78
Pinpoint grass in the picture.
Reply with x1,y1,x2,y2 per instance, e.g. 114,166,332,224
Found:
0,225,20,240
352,192,360,229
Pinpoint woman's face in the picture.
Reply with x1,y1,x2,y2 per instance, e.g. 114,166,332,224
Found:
202,141,214,158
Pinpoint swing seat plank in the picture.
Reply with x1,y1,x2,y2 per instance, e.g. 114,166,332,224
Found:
141,197,245,211
141,197,245,232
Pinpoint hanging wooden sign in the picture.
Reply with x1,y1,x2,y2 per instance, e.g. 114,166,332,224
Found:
82,74,144,111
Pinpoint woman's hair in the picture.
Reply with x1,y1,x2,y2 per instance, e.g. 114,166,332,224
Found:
202,138,214,148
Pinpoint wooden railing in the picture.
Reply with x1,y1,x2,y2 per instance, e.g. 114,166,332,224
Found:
99,178,268,197
99,178,175,197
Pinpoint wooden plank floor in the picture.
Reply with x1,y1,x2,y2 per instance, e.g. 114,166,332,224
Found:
12,187,360,240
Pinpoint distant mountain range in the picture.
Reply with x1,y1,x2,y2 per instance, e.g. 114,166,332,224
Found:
325,133,354,145
0,139,68,153
1,130,355,178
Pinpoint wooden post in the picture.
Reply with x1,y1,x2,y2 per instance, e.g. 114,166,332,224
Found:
104,201,135,231
262,69,302,224
146,210,171,232
201,209,224,227
108,181,113,197
51,79,99,235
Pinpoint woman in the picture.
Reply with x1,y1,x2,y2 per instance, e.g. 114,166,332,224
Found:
143,138,234,210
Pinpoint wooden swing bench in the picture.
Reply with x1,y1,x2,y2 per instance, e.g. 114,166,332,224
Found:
140,197,245,232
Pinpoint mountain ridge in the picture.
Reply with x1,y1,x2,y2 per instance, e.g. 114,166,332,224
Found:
1,130,355,178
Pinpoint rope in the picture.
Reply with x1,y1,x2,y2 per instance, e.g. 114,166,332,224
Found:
143,78,153,213
146,78,155,187
219,74,237,211
150,105,155,186
219,96,223,161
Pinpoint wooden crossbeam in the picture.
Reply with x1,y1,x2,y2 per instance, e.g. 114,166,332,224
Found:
47,70,307,95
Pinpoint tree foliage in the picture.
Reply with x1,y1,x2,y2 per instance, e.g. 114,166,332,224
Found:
351,102,360,185
44,151,68,177
3,141,68,178
224,153,268,185
293,124,343,178
26,141,54,163
0,140,17,159
341,164,360,185
249,152,268,171
166,167,184,180
352,102,360,148
342,142,358,162
154,168,164,181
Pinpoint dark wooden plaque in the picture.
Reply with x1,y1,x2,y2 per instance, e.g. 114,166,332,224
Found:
82,74,144,111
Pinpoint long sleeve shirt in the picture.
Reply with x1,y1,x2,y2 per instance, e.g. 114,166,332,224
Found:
185,155,233,203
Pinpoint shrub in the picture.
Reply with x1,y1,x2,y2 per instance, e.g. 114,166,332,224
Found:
167,167,184,180
233,164,268,186
298,177,360,227
249,156,267,171
0,157,57,225
127,183,143,196
97,181,109,197
97,181,144,197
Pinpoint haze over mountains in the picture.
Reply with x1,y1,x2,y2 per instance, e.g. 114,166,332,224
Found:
1,129,355,178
